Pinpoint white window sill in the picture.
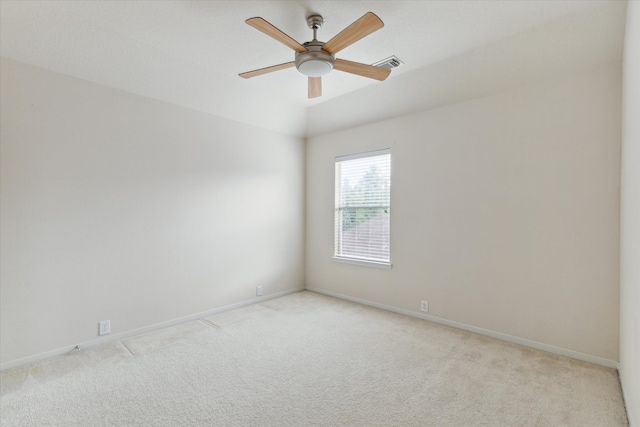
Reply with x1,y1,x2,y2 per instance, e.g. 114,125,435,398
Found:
332,256,392,269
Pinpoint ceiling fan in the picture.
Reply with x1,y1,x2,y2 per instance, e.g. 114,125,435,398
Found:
239,12,391,99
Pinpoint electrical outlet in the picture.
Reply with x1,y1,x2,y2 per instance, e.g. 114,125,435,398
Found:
421,300,429,313
256,286,263,296
99,320,110,336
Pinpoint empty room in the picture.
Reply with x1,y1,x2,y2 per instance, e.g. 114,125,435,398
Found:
1,1,638,426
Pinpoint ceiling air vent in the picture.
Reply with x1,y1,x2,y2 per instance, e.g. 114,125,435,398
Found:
372,55,404,70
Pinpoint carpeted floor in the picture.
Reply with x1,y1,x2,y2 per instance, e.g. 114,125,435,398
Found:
0,291,629,426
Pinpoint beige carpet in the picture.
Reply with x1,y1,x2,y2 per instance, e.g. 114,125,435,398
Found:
0,291,629,426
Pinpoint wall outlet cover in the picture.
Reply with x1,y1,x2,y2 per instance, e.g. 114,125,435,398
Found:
421,300,429,313
99,320,111,335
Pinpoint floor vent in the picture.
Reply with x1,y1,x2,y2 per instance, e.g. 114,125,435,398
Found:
372,55,404,70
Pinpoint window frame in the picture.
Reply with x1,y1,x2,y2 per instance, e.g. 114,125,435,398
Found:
333,149,392,269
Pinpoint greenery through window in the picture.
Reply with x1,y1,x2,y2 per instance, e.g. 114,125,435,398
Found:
334,149,391,264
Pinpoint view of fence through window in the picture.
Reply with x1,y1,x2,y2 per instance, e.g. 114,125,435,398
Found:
334,150,391,263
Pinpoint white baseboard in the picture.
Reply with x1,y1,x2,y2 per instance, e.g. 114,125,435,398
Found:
619,363,638,427
3,286,619,373
307,287,619,369
0,287,304,372
629,407,637,427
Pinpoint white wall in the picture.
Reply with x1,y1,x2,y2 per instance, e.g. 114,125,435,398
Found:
0,58,305,365
306,65,621,362
620,1,640,425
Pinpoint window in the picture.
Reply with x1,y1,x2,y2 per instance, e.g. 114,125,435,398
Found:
334,149,391,267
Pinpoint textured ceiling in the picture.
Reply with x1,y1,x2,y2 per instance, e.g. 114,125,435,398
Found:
0,1,627,138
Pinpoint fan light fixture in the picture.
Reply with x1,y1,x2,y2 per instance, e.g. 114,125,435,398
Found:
295,43,335,77
296,57,333,77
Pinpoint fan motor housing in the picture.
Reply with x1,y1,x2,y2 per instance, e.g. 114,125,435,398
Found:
295,41,335,77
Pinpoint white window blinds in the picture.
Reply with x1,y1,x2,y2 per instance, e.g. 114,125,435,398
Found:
334,149,391,264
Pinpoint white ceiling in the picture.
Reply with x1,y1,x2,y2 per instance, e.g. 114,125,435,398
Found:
0,1,627,138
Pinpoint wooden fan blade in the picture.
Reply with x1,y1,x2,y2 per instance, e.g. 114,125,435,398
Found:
323,12,383,55
334,58,390,81
246,17,306,53
239,62,295,79
308,77,322,98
